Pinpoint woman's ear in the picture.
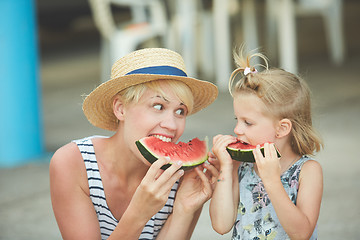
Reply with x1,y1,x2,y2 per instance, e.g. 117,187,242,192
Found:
276,118,292,138
113,95,125,121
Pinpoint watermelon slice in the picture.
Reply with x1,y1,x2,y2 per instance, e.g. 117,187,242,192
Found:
135,136,209,170
226,141,281,163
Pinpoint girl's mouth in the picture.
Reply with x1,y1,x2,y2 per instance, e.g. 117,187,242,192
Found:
238,139,250,145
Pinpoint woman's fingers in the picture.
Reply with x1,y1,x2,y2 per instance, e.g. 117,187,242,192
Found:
144,157,170,182
203,162,219,184
195,167,212,197
155,158,184,194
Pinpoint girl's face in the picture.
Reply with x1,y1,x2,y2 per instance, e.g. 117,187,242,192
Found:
121,83,188,164
233,93,278,146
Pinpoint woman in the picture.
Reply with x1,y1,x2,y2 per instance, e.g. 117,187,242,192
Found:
50,48,219,239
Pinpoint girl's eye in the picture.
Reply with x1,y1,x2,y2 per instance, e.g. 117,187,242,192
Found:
245,120,252,126
153,104,163,110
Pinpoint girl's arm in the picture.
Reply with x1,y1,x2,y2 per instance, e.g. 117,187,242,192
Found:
50,143,184,240
209,135,240,234
254,143,323,240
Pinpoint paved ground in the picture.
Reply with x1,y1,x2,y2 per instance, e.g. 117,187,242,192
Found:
1,1,360,239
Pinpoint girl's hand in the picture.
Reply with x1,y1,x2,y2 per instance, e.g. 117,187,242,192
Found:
212,134,237,169
130,157,184,221
253,143,281,183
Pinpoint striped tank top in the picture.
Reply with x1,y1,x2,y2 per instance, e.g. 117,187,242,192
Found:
74,136,179,240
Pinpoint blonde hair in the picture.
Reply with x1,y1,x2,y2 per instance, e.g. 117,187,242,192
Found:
229,48,323,156
118,79,194,114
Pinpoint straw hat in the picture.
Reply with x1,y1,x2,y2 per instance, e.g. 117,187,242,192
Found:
83,48,218,131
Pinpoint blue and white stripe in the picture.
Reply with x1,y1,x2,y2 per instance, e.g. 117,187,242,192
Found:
74,136,178,240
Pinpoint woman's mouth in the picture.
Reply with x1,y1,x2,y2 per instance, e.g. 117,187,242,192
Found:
150,134,172,142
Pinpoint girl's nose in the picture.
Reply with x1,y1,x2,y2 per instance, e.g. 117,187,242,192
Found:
234,123,244,135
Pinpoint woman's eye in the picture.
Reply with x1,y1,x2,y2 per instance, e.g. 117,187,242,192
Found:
153,104,163,110
175,108,185,116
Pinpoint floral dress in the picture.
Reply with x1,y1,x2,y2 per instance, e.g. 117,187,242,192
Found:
232,155,318,240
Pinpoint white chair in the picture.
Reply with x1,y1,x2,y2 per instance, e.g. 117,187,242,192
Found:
88,0,168,82
212,0,259,91
168,0,259,91
265,0,345,74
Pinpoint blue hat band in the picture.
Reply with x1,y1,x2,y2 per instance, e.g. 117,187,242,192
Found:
125,65,187,77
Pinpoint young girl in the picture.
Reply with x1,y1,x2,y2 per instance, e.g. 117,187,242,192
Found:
209,49,323,239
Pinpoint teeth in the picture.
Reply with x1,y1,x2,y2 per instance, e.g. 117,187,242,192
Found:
239,140,249,145
153,135,171,142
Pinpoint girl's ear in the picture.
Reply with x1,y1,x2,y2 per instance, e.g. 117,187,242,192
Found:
276,118,292,138
113,95,125,121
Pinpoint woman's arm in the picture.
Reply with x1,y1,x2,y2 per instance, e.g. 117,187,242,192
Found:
254,144,323,240
157,165,214,240
50,143,103,239
50,143,185,240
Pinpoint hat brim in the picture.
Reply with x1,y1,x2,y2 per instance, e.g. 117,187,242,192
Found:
83,74,218,131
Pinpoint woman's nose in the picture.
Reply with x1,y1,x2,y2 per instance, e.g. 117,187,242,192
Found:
160,113,177,131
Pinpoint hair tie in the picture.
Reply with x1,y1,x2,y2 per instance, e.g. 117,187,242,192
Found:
244,67,257,76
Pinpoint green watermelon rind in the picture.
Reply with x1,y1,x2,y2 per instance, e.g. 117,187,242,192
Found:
226,145,281,163
135,137,209,171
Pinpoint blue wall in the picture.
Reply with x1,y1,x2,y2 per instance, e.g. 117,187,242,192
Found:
0,0,44,167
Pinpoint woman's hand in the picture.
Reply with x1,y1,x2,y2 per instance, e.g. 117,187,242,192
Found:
173,164,214,215
206,152,220,190
156,161,219,240
253,142,281,183
129,157,184,221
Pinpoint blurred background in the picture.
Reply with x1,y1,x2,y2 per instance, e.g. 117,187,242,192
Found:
0,0,359,239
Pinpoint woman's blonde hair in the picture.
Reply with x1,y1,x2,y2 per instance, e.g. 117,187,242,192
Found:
229,47,323,156
118,79,194,114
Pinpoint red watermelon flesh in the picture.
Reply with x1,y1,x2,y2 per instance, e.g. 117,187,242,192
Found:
227,141,259,150
226,141,281,162
135,136,209,170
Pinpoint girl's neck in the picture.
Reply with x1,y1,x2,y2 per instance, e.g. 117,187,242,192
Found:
278,144,301,174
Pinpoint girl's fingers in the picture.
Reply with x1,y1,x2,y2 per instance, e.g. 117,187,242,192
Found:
264,142,271,159
270,143,278,159
253,144,263,163
212,134,223,145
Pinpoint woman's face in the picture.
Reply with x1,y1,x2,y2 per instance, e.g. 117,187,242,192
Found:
121,83,188,164
233,93,278,146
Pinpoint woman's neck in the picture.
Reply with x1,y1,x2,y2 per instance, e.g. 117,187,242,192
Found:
93,134,149,185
